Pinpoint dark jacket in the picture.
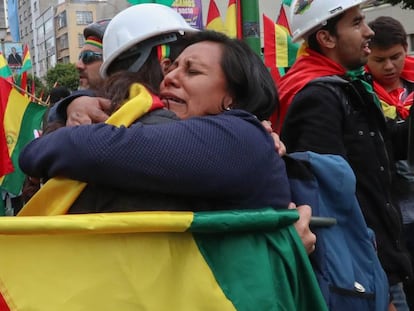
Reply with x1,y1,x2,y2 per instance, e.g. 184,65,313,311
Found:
281,75,412,285
20,110,291,213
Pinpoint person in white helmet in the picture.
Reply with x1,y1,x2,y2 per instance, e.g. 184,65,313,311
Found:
277,1,413,310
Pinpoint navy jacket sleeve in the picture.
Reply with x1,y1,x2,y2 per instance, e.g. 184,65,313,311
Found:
20,110,290,207
47,90,97,123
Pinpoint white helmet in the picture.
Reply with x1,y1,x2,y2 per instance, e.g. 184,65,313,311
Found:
100,3,197,78
289,0,369,42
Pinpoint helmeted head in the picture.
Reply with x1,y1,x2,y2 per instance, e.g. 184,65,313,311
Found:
289,0,369,42
100,4,197,78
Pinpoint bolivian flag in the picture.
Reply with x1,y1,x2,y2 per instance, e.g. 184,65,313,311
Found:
0,78,46,195
0,208,328,310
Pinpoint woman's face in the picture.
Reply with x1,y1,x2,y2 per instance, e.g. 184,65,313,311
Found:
159,41,233,119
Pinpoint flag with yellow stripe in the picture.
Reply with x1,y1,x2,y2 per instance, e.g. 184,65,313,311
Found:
0,208,328,310
0,79,46,195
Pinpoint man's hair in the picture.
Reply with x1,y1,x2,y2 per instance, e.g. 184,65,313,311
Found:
307,13,344,53
368,16,407,49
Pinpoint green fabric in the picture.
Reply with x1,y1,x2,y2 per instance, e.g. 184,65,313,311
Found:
0,66,12,78
192,208,328,311
127,0,174,5
190,208,299,232
1,103,46,195
346,67,382,109
282,0,292,6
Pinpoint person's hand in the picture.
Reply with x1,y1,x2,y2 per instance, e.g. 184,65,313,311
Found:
66,96,111,126
261,120,286,156
388,303,397,311
290,203,317,254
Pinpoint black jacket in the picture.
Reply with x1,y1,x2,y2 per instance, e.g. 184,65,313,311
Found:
281,75,412,285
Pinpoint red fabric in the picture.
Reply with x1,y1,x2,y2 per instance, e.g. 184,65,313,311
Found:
263,14,282,85
206,0,221,26
236,0,242,39
271,48,346,132
0,291,11,311
276,5,290,34
0,78,14,177
371,56,414,120
149,93,165,112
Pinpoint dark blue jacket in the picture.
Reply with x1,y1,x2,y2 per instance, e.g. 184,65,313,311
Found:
20,109,291,211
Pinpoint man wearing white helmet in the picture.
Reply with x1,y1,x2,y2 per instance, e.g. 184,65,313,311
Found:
277,0,413,310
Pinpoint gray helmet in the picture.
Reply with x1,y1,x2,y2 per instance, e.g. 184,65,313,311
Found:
83,18,111,40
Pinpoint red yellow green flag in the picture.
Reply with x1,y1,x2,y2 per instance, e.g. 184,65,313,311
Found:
205,0,224,32
0,79,46,195
0,208,328,310
0,54,12,78
20,45,32,73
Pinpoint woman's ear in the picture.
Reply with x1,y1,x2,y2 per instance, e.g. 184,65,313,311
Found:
160,58,172,75
222,94,234,110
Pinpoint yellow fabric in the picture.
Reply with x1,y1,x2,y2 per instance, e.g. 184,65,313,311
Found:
275,24,289,68
18,84,154,216
0,215,236,311
0,211,193,234
0,87,30,185
380,99,398,119
225,1,237,38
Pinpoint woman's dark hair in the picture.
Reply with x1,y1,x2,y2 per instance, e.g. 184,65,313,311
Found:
185,30,279,120
368,16,407,49
307,13,344,53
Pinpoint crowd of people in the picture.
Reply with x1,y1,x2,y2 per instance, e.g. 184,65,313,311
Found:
11,0,414,310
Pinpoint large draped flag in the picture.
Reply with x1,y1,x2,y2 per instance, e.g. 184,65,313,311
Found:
205,0,224,32
0,78,46,195
0,208,328,310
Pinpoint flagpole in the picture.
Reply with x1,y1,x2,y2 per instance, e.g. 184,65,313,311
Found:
240,0,261,56
8,81,47,106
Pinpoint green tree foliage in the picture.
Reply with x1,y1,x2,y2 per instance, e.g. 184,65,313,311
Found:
45,63,79,92
384,0,414,9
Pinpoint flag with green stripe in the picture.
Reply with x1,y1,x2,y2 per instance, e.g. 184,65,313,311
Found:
0,80,46,195
0,208,328,310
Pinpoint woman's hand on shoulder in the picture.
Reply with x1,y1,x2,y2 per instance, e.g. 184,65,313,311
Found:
66,96,111,126
261,120,286,156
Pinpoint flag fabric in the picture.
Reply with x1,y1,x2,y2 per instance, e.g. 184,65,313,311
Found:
205,0,224,32
0,54,12,78
20,45,32,74
0,208,328,311
18,84,164,216
0,79,46,195
282,0,292,6
0,79,13,178
225,0,241,38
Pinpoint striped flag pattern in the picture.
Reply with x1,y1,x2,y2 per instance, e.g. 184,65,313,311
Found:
205,0,224,32
0,208,328,311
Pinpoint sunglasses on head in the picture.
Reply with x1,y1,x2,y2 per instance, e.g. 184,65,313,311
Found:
78,51,103,64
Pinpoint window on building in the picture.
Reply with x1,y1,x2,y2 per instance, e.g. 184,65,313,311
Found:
33,1,37,12
59,34,69,50
45,18,53,34
78,33,85,48
56,11,67,29
76,11,93,25
61,56,70,64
